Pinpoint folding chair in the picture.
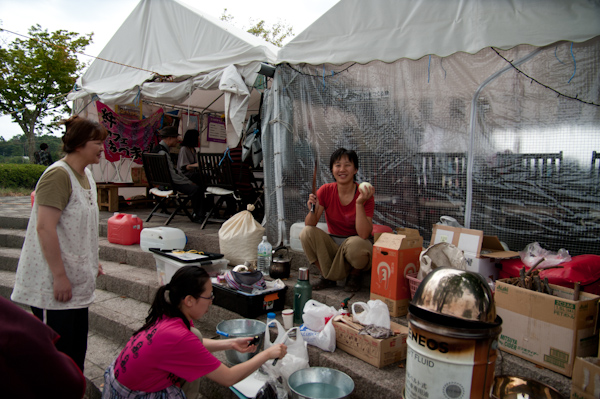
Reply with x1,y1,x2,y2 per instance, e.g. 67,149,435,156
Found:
197,152,243,229
415,152,467,228
591,151,599,180
228,147,264,221
142,153,194,225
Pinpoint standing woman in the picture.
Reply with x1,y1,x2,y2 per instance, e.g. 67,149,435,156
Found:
11,115,108,372
103,266,287,398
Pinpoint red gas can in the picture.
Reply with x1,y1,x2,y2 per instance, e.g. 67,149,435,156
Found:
31,191,35,207
107,213,143,245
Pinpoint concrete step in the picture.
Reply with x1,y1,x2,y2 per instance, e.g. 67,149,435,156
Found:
0,247,20,272
0,228,26,249
0,209,573,398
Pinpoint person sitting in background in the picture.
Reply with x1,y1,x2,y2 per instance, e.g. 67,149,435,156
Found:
102,266,286,398
300,148,375,292
152,126,205,222
177,129,202,184
35,142,53,166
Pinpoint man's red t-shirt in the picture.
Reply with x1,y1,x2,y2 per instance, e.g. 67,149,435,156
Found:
317,182,374,236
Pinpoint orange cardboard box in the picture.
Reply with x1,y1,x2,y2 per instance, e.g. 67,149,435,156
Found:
370,229,423,317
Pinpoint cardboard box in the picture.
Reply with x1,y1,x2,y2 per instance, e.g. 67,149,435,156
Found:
333,315,408,368
370,229,423,317
495,280,600,377
571,357,600,399
430,225,518,280
131,167,148,184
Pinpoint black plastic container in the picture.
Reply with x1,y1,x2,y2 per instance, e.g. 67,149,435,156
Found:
213,284,287,318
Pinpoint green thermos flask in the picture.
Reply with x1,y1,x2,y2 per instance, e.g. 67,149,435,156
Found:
293,267,312,324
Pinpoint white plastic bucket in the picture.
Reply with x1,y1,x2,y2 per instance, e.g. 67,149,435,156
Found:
289,222,328,252
140,227,186,252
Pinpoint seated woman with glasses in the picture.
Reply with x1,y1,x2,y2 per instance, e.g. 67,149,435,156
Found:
102,266,287,398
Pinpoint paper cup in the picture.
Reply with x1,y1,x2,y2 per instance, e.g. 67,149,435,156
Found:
282,309,294,330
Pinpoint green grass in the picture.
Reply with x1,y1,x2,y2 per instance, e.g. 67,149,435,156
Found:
0,187,33,197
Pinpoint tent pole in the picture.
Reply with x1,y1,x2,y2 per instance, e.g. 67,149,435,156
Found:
271,75,286,246
465,47,544,228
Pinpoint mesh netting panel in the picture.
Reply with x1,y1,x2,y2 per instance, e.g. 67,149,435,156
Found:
262,38,600,256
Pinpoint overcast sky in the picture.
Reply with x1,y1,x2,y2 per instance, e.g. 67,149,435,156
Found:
0,0,339,140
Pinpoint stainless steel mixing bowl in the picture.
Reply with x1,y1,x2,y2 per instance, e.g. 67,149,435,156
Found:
411,267,497,324
491,375,565,399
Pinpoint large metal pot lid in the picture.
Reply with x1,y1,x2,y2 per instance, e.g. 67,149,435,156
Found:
272,246,290,262
273,254,290,263
412,267,497,324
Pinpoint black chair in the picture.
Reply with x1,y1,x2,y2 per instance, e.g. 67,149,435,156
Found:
197,152,243,229
496,151,563,179
592,151,600,179
415,152,467,228
228,147,264,221
142,153,194,225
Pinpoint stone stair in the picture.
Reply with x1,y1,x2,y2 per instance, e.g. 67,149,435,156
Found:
0,198,573,398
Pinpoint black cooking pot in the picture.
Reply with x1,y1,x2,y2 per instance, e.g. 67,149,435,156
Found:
270,246,291,279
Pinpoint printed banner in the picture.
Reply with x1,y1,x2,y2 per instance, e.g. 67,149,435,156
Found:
96,102,164,164
207,115,226,143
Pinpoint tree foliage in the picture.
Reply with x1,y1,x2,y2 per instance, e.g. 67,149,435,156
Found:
0,133,62,164
0,25,91,162
247,20,294,47
220,9,294,47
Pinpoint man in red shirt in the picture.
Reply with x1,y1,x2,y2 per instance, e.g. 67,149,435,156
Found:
300,148,375,292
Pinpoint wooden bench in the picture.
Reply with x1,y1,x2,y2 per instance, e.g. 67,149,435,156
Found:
96,183,150,212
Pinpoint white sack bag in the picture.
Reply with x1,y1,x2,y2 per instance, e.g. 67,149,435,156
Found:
218,205,265,265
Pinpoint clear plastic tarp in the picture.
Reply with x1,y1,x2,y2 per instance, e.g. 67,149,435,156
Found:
261,38,600,256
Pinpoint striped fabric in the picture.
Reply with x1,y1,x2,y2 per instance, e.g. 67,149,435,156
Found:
102,361,186,399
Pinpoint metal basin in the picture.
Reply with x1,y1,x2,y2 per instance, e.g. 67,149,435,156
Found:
216,319,265,365
491,375,565,399
289,367,354,399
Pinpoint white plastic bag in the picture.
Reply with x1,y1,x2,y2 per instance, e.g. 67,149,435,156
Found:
519,242,571,269
351,300,391,329
299,319,337,352
263,320,309,388
302,299,339,332
418,242,467,280
218,205,264,265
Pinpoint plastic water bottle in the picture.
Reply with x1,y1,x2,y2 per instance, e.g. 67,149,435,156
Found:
257,236,272,273
266,312,276,328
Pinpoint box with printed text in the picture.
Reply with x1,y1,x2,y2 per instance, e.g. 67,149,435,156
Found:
495,279,599,377
370,229,423,317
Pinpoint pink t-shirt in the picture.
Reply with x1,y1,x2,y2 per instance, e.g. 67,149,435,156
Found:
317,182,375,236
114,317,221,392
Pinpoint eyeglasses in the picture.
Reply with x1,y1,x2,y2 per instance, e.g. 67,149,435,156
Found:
199,292,215,301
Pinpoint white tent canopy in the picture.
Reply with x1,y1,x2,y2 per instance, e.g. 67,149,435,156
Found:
276,0,600,65
69,0,277,147
263,0,600,254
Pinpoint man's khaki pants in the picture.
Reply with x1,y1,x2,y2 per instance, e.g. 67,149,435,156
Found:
299,225,372,281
